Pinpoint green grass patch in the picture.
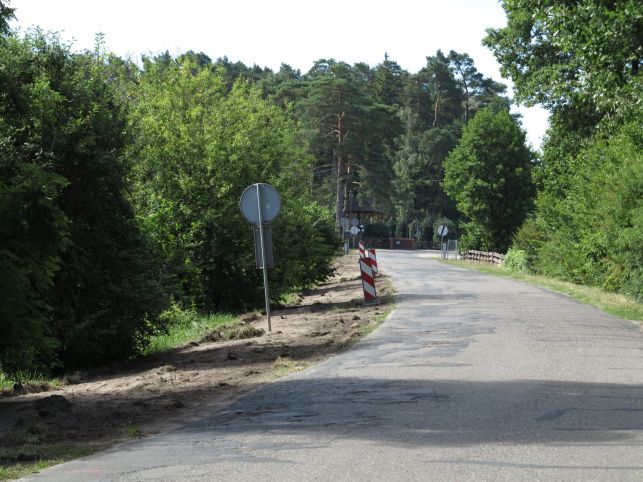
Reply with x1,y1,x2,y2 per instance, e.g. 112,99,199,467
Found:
0,442,106,481
277,290,300,306
200,324,264,343
442,260,643,322
271,357,309,378
374,294,396,323
123,425,142,439
0,369,60,394
143,303,238,356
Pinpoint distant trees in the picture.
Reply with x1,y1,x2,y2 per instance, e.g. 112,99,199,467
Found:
391,50,508,240
443,104,534,252
299,59,400,231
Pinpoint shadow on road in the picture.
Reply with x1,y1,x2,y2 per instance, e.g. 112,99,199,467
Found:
174,376,643,449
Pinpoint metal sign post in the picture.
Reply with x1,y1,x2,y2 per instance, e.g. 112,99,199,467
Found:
437,224,449,259
256,184,272,332
240,183,281,333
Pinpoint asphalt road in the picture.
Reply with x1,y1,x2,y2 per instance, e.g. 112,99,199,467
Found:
32,251,643,481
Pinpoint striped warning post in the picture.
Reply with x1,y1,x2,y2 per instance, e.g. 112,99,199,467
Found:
358,241,366,258
359,256,377,302
368,248,378,276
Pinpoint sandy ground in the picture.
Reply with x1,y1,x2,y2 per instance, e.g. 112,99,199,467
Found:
0,253,393,469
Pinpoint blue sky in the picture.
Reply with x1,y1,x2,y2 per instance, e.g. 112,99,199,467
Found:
10,0,550,149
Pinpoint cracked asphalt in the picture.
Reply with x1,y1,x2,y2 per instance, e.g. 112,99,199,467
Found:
30,251,643,481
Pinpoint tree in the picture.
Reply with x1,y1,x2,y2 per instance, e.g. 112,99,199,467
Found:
391,51,508,238
130,58,337,312
0,29,167,371
372,53,407,107
392,108,459,237
443,104,534,252
485,0,642,298
300,60,399,230
0,0,13,36
448,50,508,123
483,0,642,114
0,127,68,372
419,50,464,128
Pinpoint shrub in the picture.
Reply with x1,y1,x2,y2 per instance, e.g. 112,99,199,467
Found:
504,247,529,273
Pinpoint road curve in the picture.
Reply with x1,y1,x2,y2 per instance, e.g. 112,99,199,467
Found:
32,251,643,481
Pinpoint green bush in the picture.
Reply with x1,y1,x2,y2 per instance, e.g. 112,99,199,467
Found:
531,117,642,300
512,217,547,272
0,31,167,373
504,247,529,273
129,58,338,312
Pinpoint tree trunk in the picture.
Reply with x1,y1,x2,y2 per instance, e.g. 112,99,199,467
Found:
335,112,346,234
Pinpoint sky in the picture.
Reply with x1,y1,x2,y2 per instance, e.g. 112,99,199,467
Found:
9,0,550,150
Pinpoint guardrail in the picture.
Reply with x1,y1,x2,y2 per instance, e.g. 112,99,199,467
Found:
460,250,505,266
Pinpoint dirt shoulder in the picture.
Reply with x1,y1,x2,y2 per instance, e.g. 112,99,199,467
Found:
0,253,394,478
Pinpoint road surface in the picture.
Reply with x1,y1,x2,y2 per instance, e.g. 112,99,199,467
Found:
32,251,643,481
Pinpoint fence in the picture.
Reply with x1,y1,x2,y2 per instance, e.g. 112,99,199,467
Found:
460,250,505,266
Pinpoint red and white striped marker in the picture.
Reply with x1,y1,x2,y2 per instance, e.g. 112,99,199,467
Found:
368,248,378,276
358,241,366,259
359,256,377,302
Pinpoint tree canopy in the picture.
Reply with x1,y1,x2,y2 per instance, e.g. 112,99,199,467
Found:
486,0,642,299
443,104,534,252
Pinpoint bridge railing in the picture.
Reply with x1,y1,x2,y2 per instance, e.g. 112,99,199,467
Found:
460,250,505,266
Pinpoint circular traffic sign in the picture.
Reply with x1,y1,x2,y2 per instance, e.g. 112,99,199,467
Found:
436,224,449,237
240,183,281,224
350,226,360,235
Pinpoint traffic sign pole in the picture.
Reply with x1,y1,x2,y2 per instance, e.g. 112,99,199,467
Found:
256,184,271,332
240,183,280,333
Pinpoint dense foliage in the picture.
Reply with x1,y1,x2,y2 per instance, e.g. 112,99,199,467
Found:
443,104,534,252
0,6,338,374
129,58,337,311
0,24,168,371
486,0,642,299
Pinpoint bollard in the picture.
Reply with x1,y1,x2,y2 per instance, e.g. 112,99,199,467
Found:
359,256,377,303
358,241,366,259
368,248,378,276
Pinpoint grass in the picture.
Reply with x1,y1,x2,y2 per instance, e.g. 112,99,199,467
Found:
374,294,396,323
335,291,398,352
0,421,106,480
0,369,59,393
143,304,239,356
0,420,144,480
277,290,300,306
0,441,110,481
271,357,309,378
442,260,643,323
123,425,142,439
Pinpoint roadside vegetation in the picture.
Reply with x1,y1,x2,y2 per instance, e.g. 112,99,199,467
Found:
445,259,643,323
481,1,642,302
142,305,238,356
